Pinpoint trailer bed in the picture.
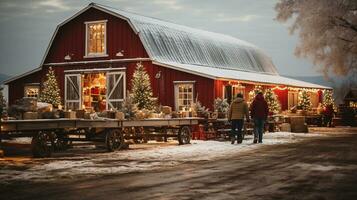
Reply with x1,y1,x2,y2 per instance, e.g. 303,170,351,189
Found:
0,118,199,132
0,118,200,157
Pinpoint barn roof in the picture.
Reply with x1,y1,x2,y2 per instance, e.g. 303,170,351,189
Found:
96,4,278,75
4,3,331,89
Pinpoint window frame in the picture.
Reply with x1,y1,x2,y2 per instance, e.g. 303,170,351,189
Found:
288,90,299,109
174,81,195,111
223,84,246,101
84,20,108,58
24,83,40,99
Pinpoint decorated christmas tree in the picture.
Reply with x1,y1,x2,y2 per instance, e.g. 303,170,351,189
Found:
0,87,7,117
248,85,263,104
131,62,155,110
298,90,311,111
322,90,334,107
39,67,62,107
264,88,281,114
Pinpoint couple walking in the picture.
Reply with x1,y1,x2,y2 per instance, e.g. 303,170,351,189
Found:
227,92,268,144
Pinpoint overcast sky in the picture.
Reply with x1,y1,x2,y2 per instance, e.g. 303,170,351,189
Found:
0,0,320,77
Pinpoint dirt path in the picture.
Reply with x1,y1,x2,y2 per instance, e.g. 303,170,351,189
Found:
1,130,357,200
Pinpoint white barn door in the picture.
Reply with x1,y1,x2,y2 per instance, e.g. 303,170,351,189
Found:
65,74,81,110
106,71,125,110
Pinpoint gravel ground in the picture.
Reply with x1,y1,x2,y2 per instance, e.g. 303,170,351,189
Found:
1,127,357,200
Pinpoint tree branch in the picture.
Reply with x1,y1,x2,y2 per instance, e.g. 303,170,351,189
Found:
334,16,357,33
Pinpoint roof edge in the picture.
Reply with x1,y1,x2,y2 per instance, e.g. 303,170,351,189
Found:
3,67,42,85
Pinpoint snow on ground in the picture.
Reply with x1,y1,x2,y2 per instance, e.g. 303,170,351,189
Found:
0,132,328,183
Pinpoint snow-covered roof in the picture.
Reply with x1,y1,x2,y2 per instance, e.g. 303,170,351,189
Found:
96,4,279,75
5,3,331,90
154,61,332,89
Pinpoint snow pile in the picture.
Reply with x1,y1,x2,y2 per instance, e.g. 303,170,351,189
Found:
0,132,324,183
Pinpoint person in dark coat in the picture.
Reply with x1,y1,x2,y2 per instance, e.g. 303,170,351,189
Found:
228,93,250,144
250,92,269,143
324,104,334,127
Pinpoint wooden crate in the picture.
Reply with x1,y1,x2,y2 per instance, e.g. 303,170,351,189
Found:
115,112,125,120
23,112,38,120
64,111,76,119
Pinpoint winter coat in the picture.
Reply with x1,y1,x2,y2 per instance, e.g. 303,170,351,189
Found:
250,93,269,120
228,97,249,120
324,104,334,117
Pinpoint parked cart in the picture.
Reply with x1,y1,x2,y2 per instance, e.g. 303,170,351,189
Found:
0,118,199,157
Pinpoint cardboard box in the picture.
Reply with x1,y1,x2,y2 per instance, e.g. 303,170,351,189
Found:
75,110,86,119
64,111,76,119
23,112,38,120
115,112,125,120
280,123,291,132
162,106,172,115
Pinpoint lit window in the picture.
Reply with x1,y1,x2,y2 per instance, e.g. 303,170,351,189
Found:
288,91,298,109
223,84,245,102
24,85,40,98
174,82,194,111
85,20,107,56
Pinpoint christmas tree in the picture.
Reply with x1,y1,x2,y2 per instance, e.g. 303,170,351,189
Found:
0,87,7,117
131,62,155,110
298,90,311,111
264,88,281,114
40,67,62,107
323,90,334,107
248,85,263,104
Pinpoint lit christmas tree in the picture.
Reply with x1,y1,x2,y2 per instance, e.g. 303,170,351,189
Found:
39,67,62,107
131,62,155,110
298,90,311,111
248,85,263,104
264,88,281,114
0,87,7,117
322,90,334,107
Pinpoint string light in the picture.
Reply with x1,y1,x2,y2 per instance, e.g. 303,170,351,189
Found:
272,86,288,90
287,87,320,93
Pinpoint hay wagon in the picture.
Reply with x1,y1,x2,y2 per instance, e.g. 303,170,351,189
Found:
0,118,199,157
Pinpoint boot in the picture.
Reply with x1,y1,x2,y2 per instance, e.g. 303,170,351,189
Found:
237,134,243,144
253,138,257,144
231,136,235,144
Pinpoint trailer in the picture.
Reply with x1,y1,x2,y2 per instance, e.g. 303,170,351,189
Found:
0,118,199,157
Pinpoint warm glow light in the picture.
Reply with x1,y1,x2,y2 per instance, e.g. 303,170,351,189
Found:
272,86,287,90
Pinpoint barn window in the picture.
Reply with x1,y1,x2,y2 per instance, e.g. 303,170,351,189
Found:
24,84,40,98
223,84,245,103
85,20,107,57
174,81,195,111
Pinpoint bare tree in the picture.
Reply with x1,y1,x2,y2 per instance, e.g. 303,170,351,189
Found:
275,0,357,79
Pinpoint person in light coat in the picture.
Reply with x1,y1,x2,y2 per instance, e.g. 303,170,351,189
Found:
228,93,250,144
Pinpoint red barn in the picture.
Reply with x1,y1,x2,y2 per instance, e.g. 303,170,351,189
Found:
4,3,331,112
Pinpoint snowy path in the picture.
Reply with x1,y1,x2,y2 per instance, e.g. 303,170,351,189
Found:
0,132,329,183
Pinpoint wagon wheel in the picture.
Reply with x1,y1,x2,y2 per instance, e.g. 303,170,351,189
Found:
132,127,141,144
52,133,70,152
141,127,149,143
178,126,191,145
31,131,54,158
105,129,124,152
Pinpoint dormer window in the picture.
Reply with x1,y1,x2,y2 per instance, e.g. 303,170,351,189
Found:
85,20,108,57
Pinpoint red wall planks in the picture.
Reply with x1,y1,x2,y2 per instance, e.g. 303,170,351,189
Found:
7,70,44,105
44,8,148,64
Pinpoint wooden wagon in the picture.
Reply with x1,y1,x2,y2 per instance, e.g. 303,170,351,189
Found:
0,118,199,157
